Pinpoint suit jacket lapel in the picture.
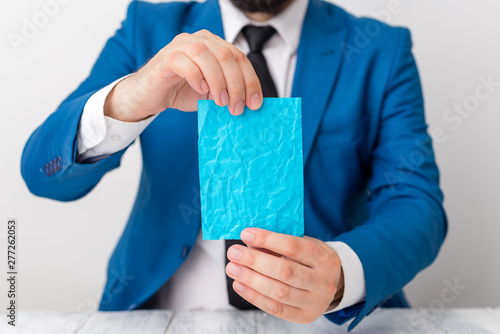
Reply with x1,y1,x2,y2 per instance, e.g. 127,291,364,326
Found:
292,0,348,165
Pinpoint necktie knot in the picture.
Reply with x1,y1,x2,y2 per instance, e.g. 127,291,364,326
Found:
242,25,276,53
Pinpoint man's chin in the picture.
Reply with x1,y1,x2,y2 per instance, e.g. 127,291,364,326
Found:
229,0,293,16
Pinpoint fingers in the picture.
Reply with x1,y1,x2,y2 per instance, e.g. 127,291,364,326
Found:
240,228,328,268
226,261,311,309
227,245,314,291
195,30,263,111
224,45,263,110
182,41,230,108
163,30,263,115
229,280,316,324
206,44,247,115
227,230,343,324
165,50,209,96
247,245,282,258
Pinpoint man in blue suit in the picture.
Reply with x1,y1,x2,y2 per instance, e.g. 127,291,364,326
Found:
21,0,447,330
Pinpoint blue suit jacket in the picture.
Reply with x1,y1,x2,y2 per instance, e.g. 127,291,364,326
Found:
21,0,447,329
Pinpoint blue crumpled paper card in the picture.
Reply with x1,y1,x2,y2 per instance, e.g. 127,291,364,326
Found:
197,98,304,240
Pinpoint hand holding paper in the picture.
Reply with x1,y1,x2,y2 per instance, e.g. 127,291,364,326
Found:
197,98,305,240
226,228,344,323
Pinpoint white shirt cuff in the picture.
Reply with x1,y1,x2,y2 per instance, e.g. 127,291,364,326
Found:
77,75,158,162
324,241,366,313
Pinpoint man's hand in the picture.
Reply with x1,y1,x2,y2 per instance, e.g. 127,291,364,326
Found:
226,228,345,324
104,30,263,122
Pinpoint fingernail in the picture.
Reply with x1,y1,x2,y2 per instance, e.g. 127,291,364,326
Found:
233,281,247,293
227,262,242,276
241,230,255,243
251,94,261,109
200,79,209,94
234,101,245,116
227,246,242,260
220,89,229,106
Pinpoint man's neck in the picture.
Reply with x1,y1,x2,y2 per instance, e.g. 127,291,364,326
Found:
243,11,273,22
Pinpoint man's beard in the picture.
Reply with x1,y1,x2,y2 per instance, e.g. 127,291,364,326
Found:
229,0,292,15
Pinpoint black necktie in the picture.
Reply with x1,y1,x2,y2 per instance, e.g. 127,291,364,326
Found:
242,25,278,97
225,25,278,310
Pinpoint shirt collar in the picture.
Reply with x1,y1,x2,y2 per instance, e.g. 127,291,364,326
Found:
218,0,309,53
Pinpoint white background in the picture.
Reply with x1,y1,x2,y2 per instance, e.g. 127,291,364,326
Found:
0,0,499,312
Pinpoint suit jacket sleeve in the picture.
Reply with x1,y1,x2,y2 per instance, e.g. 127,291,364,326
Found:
324,28,447,330
21,1,139,201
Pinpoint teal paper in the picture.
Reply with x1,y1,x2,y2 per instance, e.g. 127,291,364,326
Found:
197,98,304,240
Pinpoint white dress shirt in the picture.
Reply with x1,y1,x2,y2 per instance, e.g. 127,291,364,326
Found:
77,0,366,313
